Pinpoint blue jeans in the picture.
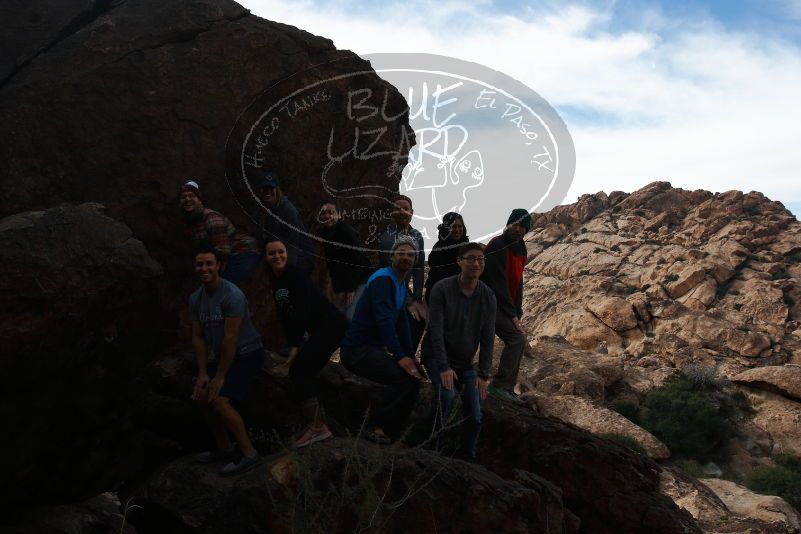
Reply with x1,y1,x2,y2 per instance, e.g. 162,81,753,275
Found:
426,361,482,460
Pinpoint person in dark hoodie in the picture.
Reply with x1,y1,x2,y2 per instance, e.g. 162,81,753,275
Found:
316,201,372,320
424,212,469,304
264,238,349,448
481,208,532,403
256,171,315,276
340,235,422,444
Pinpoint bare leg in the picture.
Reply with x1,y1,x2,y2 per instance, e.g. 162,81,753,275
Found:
195,391,232,450
211,397,255,457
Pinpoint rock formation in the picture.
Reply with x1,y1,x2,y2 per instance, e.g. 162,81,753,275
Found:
517,181,801,527
0,0,410,295
3,0,800,531
0,203,163,507
1,0,409,515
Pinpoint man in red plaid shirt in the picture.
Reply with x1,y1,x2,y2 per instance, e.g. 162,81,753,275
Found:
180,180,261,285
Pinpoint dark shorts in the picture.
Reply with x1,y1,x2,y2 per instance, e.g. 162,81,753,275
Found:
207,349,264,401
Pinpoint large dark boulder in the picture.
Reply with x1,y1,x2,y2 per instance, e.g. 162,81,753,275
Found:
130,440,567,534
0,492,138,534
134,352,699,533
0,0,410,511
0,0,410,294
479,402,700,534
0,203,164,508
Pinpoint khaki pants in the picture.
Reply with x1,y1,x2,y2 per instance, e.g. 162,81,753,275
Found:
492,313,526,391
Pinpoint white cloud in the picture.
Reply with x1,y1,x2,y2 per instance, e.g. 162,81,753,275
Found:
774,0,801,19
241,0,801,207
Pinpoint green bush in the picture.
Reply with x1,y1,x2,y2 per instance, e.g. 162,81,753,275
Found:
662,273,679,284
600,433,647,454
746,455,801,511
611,400,641,425
639,375,735,462
610,244,622,252
594,247,606,254
674,459,706,479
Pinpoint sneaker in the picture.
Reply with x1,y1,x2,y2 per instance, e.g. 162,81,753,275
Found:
364,429,391,445
193,446,237,464
221,452,261,476
294,425,333,448
488,386,524,404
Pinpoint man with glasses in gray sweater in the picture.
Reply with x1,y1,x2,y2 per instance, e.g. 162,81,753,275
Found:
422,242,497,462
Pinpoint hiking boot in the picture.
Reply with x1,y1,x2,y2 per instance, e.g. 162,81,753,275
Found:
193,446,237,464
294,425,333,448
488,386,524,404
221,452,260,476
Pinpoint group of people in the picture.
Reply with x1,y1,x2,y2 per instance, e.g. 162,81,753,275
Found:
182,172,534,476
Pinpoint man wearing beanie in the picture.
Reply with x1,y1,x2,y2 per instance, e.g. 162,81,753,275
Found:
481,208,532,403
180,180,261,285
377,195,427,352
340,235,422,444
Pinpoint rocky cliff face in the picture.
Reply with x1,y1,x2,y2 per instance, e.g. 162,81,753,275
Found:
518,181,801,530
3,0,798,532
0,0,409,514
0,0,409,291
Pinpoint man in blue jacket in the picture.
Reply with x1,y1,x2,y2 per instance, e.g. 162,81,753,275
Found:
340,235,422,444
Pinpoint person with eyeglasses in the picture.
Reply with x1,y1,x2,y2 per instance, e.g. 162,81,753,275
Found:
481,208,532,403
422,242,496,462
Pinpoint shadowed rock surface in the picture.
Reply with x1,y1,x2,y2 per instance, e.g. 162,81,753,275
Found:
130,440,567,534
0,0,408,514
0,203,164,509
0,0,410,297
0,492,138,534
130,350,699,533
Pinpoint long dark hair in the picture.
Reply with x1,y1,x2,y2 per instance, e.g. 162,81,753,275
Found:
437,212,468,242
263,237,288,280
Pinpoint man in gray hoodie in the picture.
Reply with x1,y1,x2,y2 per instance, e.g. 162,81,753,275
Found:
422,242,497,461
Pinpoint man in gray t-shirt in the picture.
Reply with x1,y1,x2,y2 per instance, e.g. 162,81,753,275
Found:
189,277,262,362
189,246,264,476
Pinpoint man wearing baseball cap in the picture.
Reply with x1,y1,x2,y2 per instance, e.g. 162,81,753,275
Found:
339,235,422,444
481,208,532,403
256,171,315,276
180,180,261,285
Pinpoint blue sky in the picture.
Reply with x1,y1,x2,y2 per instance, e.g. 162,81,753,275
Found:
243,0,801,219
